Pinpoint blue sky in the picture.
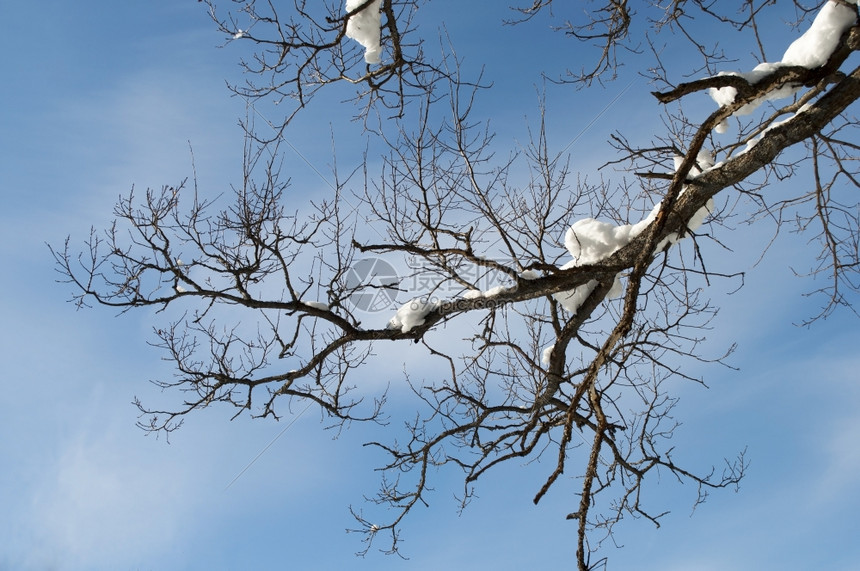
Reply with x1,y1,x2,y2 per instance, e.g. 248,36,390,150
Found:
1,2,859,570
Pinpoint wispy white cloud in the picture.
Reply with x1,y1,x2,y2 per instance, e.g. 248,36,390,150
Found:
25,429,194,570
808,355,860,504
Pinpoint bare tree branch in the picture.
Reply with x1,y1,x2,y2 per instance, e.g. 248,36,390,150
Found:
52,2,859,569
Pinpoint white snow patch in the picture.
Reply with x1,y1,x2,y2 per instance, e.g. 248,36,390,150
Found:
687,198,716,232
782,1,859,68
671,154,717,231
563,214,653,267
233,30,244,40
555,183,714,313
519,269,540,280
303,301,329,311
387,298,439,333
656,232,679,252
459,284,517,300
346,0,382,64
708,1,858,125
694,148,715,172
554,206,659,314
554,278,598,315
541,344,554,366
483,284,516,298
175,285,186,293
673,149,715,178
607,274,624,299
708,63,800,117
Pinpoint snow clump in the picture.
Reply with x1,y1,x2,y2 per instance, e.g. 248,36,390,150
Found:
782,0,859,68
345,0,382,64
387,298,439,333
709,1,859,124
708,63,800,118
555,155,715,313
541,344,554,366
554,210,656,313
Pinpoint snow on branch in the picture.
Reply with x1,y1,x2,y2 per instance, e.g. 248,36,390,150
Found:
655,0,859,134
346,0,382,64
